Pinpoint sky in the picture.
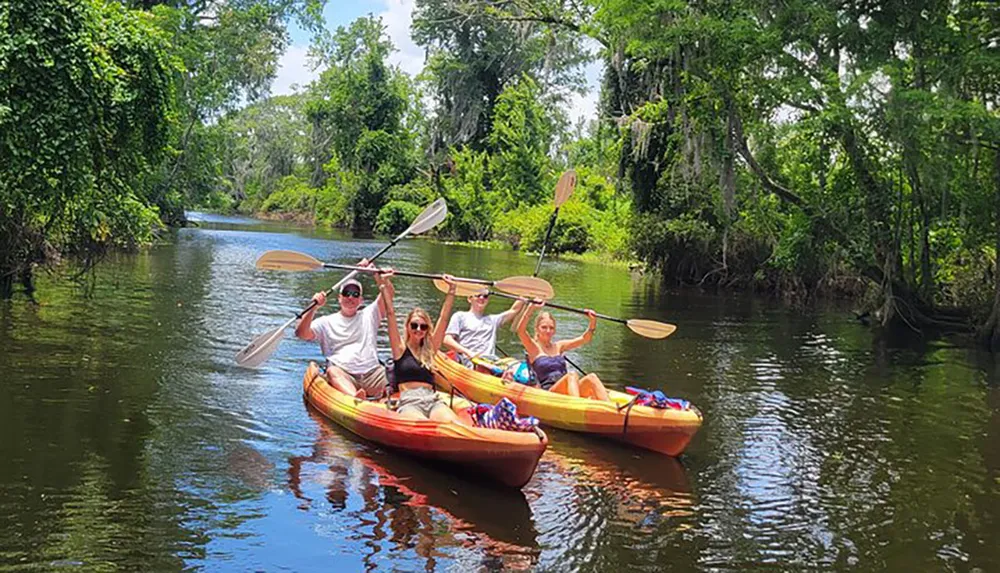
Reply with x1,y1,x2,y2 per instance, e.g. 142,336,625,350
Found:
272,0,601,126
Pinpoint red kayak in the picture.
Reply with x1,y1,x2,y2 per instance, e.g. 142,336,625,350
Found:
302,362,548,488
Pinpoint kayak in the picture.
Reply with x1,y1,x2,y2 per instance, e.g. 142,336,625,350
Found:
303,362,548,488
433,353,702,456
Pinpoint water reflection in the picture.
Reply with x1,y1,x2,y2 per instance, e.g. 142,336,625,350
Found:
288,407,540,572
3,212,1000,571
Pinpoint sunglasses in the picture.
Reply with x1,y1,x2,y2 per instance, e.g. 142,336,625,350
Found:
409,322,430,331
340,290,361,298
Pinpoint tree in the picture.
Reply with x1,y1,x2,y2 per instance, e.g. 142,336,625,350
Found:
306,16,415,230
0,0,177,298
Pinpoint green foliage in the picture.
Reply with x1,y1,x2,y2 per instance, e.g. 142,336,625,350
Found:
488,76,555,209
260,176,315,215
0,0,177,296
374,200,422,235
412,0,588,150
306,15,415,230
441,148,494,241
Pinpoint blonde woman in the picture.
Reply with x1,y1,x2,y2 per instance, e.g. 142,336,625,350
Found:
516,302,610,401
379,270,460,421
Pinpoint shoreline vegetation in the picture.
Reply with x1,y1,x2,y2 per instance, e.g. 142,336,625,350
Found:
4,0,1000,349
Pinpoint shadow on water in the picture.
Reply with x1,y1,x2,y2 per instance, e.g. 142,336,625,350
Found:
288,405,540,571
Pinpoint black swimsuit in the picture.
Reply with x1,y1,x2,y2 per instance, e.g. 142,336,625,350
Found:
394,347,434,386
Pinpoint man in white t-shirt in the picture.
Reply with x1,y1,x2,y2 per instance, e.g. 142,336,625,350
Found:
295,264,393,399
442,288,524,362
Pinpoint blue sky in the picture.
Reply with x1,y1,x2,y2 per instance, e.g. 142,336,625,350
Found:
272,0,600,125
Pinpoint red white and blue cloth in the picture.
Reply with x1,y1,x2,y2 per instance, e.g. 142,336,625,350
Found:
468,398,539,432
625,387,690,410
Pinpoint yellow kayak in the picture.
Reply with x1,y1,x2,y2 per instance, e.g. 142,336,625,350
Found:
433,353,702,456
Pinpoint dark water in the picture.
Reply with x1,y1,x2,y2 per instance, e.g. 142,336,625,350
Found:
1,212,998,571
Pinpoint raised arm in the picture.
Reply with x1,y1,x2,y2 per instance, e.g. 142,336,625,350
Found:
499,298,526,325
557,309,598,353
375,270,404,359
431,275,458,352
295,292,325,341
516,301,543,361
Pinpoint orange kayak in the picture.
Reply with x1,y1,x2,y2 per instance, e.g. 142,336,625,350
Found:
303,362,548,488
433,354,702,456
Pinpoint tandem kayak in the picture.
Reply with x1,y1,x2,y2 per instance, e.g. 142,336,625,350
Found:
433,354,702,456
303,362,548,488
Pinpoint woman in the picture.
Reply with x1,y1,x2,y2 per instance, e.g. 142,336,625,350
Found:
379,270,460,421
516,302,610,401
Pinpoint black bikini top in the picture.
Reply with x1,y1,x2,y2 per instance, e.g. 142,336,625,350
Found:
394,347,435,386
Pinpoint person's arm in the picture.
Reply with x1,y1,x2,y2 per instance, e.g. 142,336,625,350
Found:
558,309,598,353
442,333,477,358
499,298,526,325
295,292,325,341
515,301,543,361
375,270,404,359
431,275,458,351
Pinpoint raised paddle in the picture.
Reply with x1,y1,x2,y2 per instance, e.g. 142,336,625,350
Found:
511,169,578,333
254,250,554,300
534,169,576,276
234,198,448,368
438,284,677,340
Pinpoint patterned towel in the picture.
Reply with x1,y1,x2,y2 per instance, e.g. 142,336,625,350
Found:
468,398,539,431
625,386,690,410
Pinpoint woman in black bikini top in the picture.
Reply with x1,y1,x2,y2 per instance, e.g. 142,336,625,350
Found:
516,301,610,401
379,271,460,421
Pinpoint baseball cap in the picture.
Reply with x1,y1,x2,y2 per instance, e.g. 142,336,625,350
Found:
340,279,363,295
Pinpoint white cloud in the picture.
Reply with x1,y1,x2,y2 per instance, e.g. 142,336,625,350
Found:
378,0,424,76
567,58,602,127
271,44,322,96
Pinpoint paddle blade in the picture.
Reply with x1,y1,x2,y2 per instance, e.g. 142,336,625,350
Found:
404,197,448,237
235,325,288,368
256,250,323,272
432,278,486,297
493,276,554,299
626,319,677,339
554,169,577,207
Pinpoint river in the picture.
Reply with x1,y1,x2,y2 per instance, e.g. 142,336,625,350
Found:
1,212,997,571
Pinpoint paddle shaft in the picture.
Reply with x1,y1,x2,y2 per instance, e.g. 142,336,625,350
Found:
318,263,492,285
533,207,560,277
491,290,626,325
295,233,414,319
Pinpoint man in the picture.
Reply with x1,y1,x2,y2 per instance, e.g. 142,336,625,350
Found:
442,288,524,364
296,263,392,399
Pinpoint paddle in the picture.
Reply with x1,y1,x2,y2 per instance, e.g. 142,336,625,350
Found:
533,169,576,276
437,284,677,340
254,250,554,300
234,198,448,368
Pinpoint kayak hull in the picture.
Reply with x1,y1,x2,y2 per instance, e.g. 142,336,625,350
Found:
303,362,547,488
433,354,701,456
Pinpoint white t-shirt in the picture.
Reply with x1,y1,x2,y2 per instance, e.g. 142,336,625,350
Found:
445,310,511,356
310,303,383,374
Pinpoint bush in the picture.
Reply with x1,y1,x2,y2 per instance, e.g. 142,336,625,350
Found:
441,148,495,241
259,176,315,215
375,200,422,235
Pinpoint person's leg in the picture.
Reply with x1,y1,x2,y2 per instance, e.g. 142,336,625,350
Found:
428,400,459,423
578,373,610,401
357,366,389,400
396,405,426,420
548,372,580,397
326,365,363,398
